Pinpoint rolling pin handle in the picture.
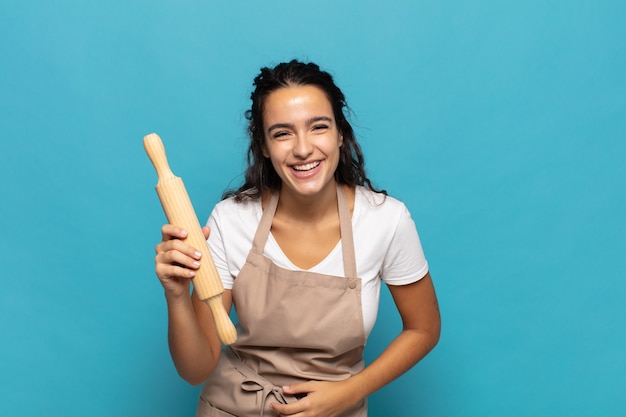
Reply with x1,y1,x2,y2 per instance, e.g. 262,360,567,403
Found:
144,133,175,182
207,295,238,345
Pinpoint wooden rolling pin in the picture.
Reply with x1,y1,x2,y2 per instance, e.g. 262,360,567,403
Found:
144,133,237,345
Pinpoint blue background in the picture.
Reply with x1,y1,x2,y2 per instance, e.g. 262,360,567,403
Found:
1,1,624,416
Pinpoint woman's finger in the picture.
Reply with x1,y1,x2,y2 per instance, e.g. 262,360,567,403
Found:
160,224,188,241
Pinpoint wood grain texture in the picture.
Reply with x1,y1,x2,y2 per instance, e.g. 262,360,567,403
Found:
144,133,237,345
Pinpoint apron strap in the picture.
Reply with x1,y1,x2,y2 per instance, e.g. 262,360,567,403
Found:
250,185,357,278
251,190,279,255
337,185,357,278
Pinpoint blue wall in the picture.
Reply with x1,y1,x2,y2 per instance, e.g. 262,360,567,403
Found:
1,1,624,416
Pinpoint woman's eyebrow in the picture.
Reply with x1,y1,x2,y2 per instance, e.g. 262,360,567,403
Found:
267,122,294,132
268,116,333,131
267,116,334,133
306,116,333,125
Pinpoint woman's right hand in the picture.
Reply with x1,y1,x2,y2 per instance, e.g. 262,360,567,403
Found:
154,224,210,300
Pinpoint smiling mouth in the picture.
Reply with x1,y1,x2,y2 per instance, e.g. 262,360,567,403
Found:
292,161,321,171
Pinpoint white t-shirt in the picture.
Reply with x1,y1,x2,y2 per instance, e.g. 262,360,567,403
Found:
206,186,429,339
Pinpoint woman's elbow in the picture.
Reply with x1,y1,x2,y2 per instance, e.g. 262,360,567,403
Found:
175,360,217,386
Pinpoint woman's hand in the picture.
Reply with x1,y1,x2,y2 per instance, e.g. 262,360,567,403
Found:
154,224,210,300
271,379,361,417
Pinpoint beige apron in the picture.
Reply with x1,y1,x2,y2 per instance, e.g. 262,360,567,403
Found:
197,186,367,417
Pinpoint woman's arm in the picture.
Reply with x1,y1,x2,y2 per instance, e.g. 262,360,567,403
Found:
273,272,440,416
155,225,231,385
166,288,232,385
348,272,440,398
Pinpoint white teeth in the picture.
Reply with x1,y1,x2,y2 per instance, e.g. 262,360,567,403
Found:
292,161,320,171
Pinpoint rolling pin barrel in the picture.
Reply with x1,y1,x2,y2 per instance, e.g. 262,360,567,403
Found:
144,133,237,345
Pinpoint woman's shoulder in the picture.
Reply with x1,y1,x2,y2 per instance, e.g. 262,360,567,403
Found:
211,193,263,223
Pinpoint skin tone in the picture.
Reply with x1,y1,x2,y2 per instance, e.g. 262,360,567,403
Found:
154,85,441,417
262,85,346,269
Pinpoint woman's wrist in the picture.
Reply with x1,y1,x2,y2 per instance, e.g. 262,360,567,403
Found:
164,289,193,307
341,374,369,407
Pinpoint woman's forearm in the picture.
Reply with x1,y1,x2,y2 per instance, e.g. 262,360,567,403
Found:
347,275,441,403
166,294,219,385
347,327,439,403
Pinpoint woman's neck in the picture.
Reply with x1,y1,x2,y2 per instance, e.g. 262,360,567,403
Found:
276,181,339,223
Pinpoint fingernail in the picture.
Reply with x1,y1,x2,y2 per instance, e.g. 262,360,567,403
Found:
193,261,200,267
181,229,188,237
189,270,196,277
194,251,202,258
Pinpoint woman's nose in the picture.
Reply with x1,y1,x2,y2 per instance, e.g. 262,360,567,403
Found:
293,134,313,158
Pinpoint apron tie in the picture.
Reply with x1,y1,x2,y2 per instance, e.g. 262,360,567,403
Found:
227,348,291,417
240,378,289,417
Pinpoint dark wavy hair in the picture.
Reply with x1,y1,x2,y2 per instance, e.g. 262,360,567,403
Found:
224,60,385,201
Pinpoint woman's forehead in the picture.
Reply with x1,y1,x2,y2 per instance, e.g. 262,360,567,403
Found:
263,85,333,120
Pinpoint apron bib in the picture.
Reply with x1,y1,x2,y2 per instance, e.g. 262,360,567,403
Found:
197,186,367,417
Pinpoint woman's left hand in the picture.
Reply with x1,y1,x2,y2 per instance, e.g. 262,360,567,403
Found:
271,380,360,417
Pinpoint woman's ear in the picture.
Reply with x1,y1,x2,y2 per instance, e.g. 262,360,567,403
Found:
262,142,269,158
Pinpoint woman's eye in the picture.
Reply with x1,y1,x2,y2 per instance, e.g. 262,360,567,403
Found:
313,124,329,131
273,131,289,139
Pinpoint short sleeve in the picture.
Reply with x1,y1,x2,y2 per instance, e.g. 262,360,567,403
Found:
206,208,235,290
380,205,429,285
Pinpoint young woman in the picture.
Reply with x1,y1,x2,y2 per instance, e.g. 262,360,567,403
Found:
154,60,440,417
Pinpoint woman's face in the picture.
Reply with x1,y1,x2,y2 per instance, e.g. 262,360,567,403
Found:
262,85,343,199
